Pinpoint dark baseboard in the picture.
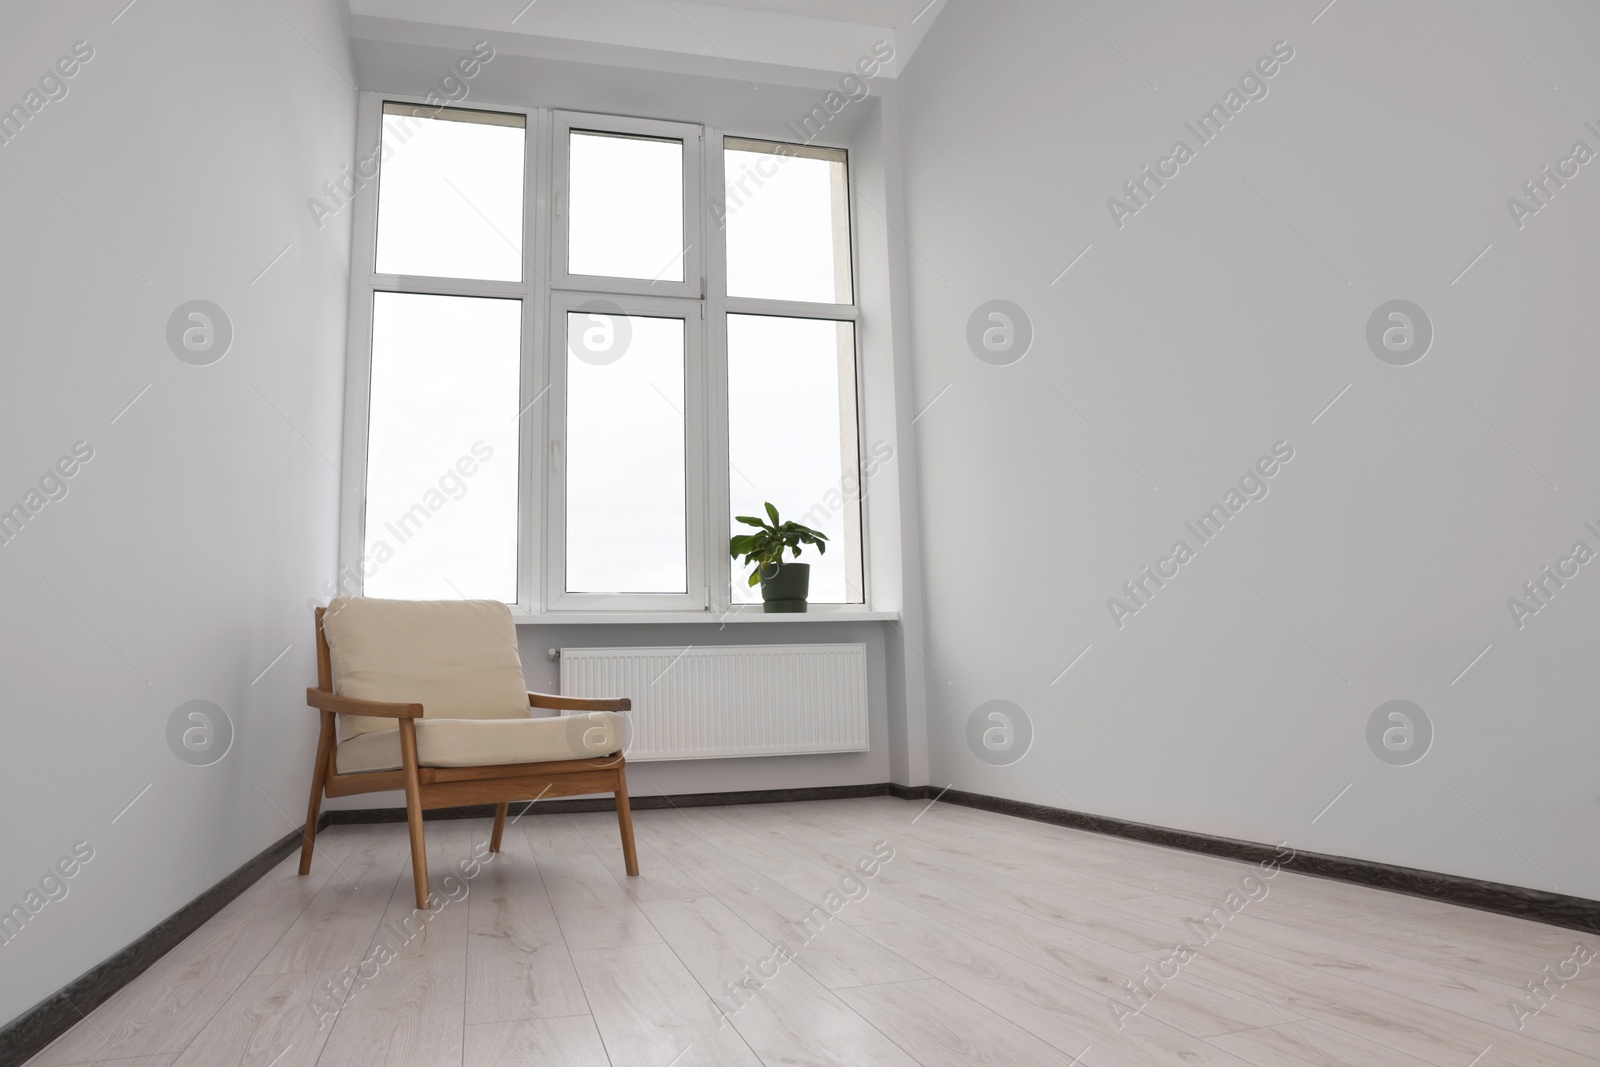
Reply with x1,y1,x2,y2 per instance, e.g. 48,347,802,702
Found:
325,781,894,823
900,785,1600,934
0,823,315,1067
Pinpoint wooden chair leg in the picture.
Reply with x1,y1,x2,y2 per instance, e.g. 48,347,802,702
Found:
299,711,335,876
490,803,509,853
398,720,430,909
614,760,639,877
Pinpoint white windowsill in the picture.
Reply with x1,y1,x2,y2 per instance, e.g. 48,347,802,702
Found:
511,609,899,625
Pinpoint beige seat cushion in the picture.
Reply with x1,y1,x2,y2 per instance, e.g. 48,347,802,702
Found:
322,597,529,742
336,713,627,774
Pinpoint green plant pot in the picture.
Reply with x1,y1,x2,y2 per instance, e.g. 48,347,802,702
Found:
759,562,810,613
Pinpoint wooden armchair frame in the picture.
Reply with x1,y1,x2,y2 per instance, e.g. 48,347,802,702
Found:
298,607,638,908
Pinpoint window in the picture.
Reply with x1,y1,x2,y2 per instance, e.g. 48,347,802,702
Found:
720,138,861,604
566,131,685,283
723,139,852,303
358,104,527,605
374,104,525,281
363,292,520,601
554,300,703,605
345,99,864,614
727,315,861,603
553,115,701,299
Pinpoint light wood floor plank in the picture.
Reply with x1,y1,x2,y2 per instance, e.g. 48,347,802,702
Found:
254,829,410,975
518,812,594,857
462,1016,611,1067
312,822,473,1067
690,841,927,929
1207,1019,1432,1067
1157,903,1600,1053
464,820,589,1023
30,828,369,1065
639,894,922,1066
566,809,675,871
838,978,1099,1067
771,803,1167,902
168,971,341,1067
602,854,712,903
873,877,1292,1039
25,800,1593,1067
679,865,929,990
1181,940,1600,1067
853,918,1257,1065
570,942,763,1067
633,808,751,871
886,851,1179,951
534,850,664,952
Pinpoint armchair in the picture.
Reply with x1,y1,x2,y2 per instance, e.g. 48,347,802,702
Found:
298,597,637,908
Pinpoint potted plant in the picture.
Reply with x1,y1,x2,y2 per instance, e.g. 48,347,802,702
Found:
729,503,829,613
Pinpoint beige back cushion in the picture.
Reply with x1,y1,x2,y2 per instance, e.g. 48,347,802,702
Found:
322,597,529,739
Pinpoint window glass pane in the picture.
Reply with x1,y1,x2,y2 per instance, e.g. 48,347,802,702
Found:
566,312,687,593
723,139,852,303
727,315,861,603
364,293,521,602
375,105,526,281
568,131,685,282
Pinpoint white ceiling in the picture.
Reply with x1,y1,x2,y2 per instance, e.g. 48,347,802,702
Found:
348,0,948,76
689,0,933,26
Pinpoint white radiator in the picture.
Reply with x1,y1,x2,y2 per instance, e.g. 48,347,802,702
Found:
558,643,869,761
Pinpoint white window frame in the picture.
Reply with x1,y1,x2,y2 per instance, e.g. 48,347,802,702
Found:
714,133,865,607
552,113,703,300
545,290,707,612
339,95,539,610
338,91,869,618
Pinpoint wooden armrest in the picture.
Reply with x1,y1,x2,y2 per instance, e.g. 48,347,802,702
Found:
529,692,632,712
306,688,423,719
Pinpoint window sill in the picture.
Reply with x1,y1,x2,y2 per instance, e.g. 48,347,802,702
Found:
511,608,899,626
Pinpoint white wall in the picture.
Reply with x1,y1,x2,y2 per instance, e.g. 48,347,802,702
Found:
899,0,1600,899
0,0,355,1026
350,0,922,77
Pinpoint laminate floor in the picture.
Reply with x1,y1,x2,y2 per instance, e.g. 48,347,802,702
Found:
26,798,1600,1066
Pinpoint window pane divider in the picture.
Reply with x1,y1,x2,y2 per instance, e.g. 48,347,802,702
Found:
370,275,529,299
703,126,730,618
721,296,859,320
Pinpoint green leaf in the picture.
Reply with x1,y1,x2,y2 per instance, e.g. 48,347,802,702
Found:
733,505,831,563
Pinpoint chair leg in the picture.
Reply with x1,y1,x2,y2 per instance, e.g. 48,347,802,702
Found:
299,712,335,876
490,803,509,853
615,760,639,877
398,720,430,909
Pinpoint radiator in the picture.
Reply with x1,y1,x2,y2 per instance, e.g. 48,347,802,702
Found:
558,643,869,761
